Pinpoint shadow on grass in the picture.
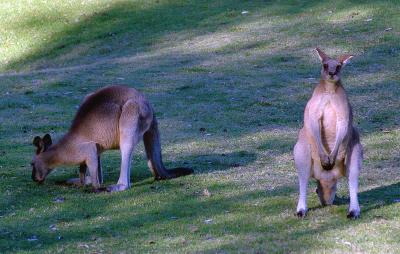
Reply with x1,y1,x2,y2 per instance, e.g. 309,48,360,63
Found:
359,182,400,213
334,182,400,212
200,181,400,253
0,149,257,216
0,182,295,253
43,150,258,189
6,0,371,72
2,0,270,71
173,151,258,173
3,181,398,253
305,182,400,214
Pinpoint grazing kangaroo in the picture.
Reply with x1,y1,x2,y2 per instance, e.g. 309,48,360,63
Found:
294,48,363,219
31,85,193,192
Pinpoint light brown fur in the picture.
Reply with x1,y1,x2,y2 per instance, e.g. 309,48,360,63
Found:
294,48,363,218
31,85,193,192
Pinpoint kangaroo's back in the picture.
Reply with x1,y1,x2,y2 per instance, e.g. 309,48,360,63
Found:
69,85,152,149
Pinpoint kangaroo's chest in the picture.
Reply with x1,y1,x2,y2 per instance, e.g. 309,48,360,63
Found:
319,96,337,152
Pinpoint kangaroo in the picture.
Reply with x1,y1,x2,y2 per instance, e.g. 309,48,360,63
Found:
31,85,193,192
294,48,363,219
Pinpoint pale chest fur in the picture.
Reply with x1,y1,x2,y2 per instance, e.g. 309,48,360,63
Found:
320,96,337,154
307,92,349,159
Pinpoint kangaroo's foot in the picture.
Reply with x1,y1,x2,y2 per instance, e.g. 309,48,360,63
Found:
347,209,360,219
296,209,307,218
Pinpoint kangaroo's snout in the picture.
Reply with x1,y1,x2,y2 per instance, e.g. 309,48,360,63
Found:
317,179,337,206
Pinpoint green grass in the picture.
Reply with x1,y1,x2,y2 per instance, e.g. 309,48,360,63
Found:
1,0,400,253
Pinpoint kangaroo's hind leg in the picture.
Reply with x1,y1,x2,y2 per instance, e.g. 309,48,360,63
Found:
107,100,149,192
294,129,312,218
346,131,363,219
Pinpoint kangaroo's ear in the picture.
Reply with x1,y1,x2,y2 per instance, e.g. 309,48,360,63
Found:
315,48,329,62
42,134,52,150
338,54,354,66
33,136,43,154
33,136,42,147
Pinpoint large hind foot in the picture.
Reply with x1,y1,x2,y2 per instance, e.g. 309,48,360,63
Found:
296,209,307,218
107,184,129,192
347,209,360,219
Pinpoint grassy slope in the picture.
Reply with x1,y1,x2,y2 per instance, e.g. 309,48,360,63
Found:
0,0,399,253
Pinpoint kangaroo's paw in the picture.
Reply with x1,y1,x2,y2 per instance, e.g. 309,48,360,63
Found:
321,161,334,171
320,153,334,170
347,210,360,219
296,209,307,218
107,184,129,192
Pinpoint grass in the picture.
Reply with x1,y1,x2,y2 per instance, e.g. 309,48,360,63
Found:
0,0,399,253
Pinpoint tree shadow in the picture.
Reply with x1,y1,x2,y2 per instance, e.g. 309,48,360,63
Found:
305,182,400,213
45,150,257,191
170,150,258,173
359,182,400,213
0,183,295,253
3,181,398,253
5,0,364,73
2,1,273,72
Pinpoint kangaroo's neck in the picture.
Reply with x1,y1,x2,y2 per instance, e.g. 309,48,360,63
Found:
320,79,342,93
41,132,80,168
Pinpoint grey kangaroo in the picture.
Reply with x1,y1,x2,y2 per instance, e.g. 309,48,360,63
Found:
294,48,363,219
31,85,193,192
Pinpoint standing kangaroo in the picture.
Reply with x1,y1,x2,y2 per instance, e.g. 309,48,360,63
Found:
294,48,363,219
31,85,193,192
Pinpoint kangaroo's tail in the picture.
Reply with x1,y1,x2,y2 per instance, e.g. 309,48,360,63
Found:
143,116,193,180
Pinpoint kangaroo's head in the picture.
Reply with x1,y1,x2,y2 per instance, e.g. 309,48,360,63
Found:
316,48,353,84
316,179,337,206
31,134,53,183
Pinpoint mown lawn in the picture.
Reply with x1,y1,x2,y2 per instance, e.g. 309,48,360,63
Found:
0,0,399,253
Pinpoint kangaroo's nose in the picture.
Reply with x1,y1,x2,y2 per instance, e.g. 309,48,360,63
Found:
329,72,334,76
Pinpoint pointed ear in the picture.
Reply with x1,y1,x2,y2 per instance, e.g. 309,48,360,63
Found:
315,48,329,62
42,134,52,150
33,136,43,154
338,54,354,66
33,136,42,147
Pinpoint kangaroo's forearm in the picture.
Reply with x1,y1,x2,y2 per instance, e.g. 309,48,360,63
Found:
309,117,327,155
331,119,349,158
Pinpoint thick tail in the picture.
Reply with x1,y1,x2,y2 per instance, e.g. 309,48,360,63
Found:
143,116,193,180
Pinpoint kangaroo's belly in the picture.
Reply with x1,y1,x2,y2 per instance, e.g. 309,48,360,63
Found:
79,102,122,150
321,103,336,154
312,159,346,180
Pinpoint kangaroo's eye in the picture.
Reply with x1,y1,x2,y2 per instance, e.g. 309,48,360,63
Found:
336,65,342,71
323,64,328,70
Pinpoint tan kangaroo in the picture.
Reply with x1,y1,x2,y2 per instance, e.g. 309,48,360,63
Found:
294,48,363,219
31,85,193,192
